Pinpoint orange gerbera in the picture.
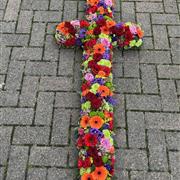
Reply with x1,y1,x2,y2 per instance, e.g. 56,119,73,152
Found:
97,70,106,77
101,26,110,34
98,85,110,97
81,173,94,180
87,0,99,6
92,166,108,180
80,115,90,128
56,22,69,35
137,27,144,38
93,44,105,54
89,116,104,129
86,29,94,35
98,7,105,14
106,20,116,28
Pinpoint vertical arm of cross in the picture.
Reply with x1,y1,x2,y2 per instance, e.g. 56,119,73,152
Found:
55,0,144,179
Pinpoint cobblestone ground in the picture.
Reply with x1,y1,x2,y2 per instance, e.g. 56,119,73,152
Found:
0,0,180,179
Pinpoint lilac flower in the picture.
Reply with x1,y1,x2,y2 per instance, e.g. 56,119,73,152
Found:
92,78,105,85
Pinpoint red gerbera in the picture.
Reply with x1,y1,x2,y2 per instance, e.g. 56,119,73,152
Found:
84,133,98,147
80,20,89,28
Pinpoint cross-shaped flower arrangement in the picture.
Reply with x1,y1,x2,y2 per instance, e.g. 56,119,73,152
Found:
55,0,144,179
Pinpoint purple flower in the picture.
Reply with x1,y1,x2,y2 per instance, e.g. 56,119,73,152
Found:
105,164,112,171
106,96,117,106
103,52,110,59
79,28,86,38
92,78,105,85
90,128,104,140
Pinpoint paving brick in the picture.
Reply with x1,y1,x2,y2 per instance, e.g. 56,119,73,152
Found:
159,80,179,112
13,126,50,145
0,144,10,165
141,37,154,50
71,109,79,126
116,149,148,170
58,49,75,76
0,108,34,125
0,0,7,9
126,95,161,111
0,91,19,106
34,11,62,22
169,151,180,180
55,92,80,108
112,63,123,78
50,0,63,10
141,64,158,94
6,146,29,180
1,34,29,46
31,0,49,10
4,0,21,21
0,10,4,20
165,132,180,150
136,2,164,13
170,38,180,64
25,61,57,76
153,25,169,49
63,1,77,21
16,10,33,33
145,112,180,130
21,0,34,10
115,128,127,148
131,171,172,180
19,76,39,107
44,35,59,61
0,126,12,145
157,65,180,79
168,26,180,37
115,78,141,93
115,170,129,180
0,47,11,74
47,23,57,34
27,168,47,180
140,51,171,64
73,62,81,91
0,167,4,180
148,129,168,171
47,168,75,180
5,61,25,90
124,61,139,78
151,14,180,25
0,22,16,33
11,47,43,60
39,76,73,91
0,126,12,165
163,0,178,13
136,13,152,36
177,80,180,95
29,147,68,167
127,112,145,148
51,109,71,145
30,23,46,46
122,2,135,22
35,92,54,125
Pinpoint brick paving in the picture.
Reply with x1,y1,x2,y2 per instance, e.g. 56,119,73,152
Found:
0,0,180,179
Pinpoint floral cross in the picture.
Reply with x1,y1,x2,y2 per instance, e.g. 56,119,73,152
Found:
55,0,144,179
